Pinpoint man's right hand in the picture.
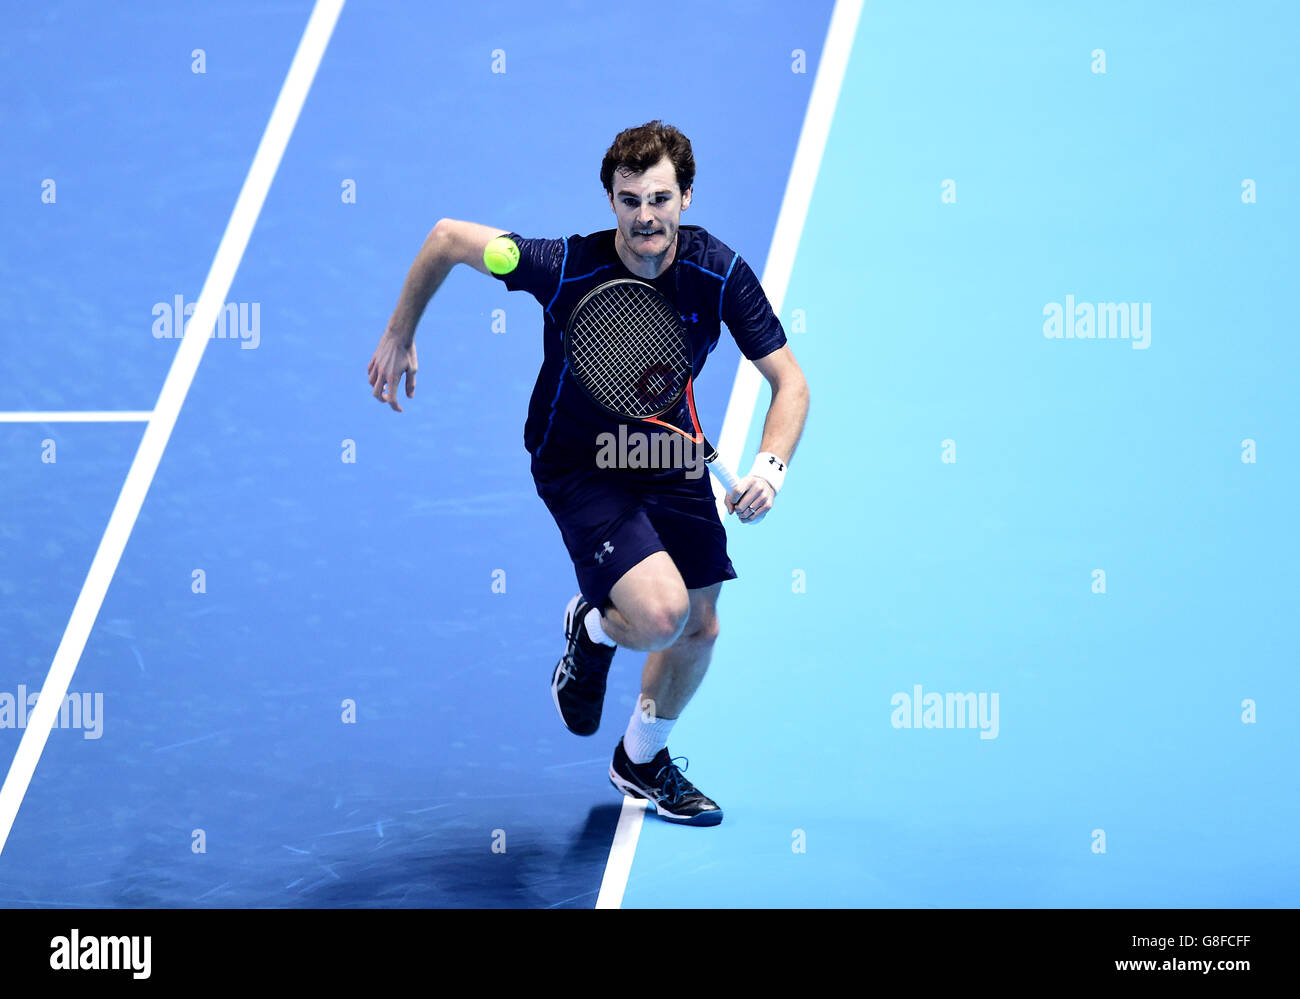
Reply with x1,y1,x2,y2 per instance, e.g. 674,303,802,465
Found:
369,219,510,412
368,330,417,412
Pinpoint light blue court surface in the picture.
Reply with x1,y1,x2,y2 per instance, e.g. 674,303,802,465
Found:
2,1,1297,909
622,1,1299,907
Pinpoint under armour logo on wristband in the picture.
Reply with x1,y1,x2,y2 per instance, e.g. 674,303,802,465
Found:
751,452,787,494
594,541,614,565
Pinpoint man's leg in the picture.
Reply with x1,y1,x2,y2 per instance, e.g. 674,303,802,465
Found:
636,582,721,722
608,581,724,825
598,551,690,652
608,577,722,827
619,581,720,759
552,554,712,740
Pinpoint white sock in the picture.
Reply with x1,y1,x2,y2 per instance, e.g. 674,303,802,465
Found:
584,607,615,647
623,704,677,765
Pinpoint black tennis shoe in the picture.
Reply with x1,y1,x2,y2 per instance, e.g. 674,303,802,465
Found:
609,740,723,826
551,594,616,736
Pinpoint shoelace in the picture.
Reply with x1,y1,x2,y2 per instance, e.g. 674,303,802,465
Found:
653,756,694,805
555,613,587,690
557,649,603,693
560,622,612,693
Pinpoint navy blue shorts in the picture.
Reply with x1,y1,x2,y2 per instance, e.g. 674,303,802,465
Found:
531,456,738,610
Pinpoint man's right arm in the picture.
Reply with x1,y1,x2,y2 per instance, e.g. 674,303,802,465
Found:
369,218,507,411
386,218,508,340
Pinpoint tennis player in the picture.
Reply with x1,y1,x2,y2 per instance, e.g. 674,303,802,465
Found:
368,121,809,825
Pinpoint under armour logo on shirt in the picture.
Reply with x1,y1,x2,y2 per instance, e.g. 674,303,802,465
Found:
680,312,699,324
594,541,614,565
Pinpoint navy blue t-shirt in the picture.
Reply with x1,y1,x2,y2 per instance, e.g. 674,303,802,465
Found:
493,224,786,465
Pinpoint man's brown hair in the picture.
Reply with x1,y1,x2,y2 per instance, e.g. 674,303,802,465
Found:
600,120,695,196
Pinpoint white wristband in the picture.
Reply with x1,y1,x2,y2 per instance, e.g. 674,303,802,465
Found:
750,452,788,493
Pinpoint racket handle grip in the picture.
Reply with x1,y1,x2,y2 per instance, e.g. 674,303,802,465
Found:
708,456,743,498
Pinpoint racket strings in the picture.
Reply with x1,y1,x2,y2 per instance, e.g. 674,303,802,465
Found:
568,283,691,419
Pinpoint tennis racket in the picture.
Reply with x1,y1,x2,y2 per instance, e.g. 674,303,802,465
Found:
563,278,742,497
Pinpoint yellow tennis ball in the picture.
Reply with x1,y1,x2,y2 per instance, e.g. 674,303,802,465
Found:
483,236,520,275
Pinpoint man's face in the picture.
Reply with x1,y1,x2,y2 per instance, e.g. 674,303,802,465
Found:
608,154,692,262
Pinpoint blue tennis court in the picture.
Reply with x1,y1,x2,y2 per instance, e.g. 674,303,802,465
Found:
1,0,1295,909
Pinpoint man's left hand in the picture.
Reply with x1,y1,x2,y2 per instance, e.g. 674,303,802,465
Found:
725,475,776,525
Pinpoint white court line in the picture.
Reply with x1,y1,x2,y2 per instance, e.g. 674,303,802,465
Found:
0,412,154,422
715,0,865,480
595,796,650,909
0,0,345,856
598,0,865,910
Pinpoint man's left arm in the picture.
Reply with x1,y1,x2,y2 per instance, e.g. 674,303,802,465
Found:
726,345,810,524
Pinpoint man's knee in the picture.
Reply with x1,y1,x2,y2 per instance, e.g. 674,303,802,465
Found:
634,591,691,651
687,608,720,645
